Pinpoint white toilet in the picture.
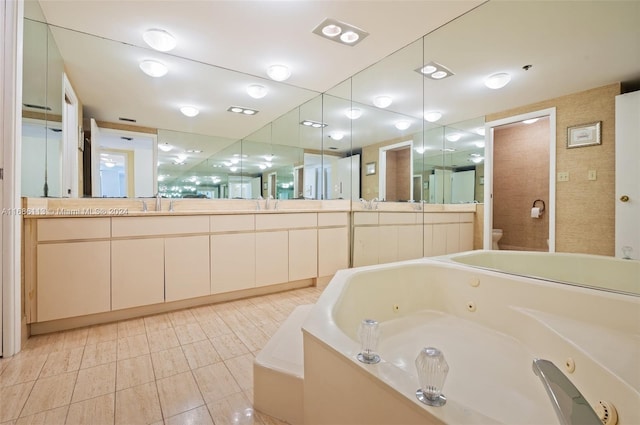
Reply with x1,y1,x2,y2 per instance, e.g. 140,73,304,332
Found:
492,229,503,250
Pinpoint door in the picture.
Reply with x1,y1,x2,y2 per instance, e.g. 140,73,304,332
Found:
90,118,101,196
62,73,79,197
615,91,640,259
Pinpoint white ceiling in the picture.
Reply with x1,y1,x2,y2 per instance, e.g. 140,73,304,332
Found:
24,0,640,182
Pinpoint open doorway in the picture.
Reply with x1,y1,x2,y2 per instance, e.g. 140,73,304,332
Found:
379,140,413,201
484,108,556,251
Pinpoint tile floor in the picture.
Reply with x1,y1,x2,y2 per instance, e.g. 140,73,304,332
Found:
0,286,323,425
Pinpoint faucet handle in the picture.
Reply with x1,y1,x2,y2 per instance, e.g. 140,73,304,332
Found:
415,347,449,406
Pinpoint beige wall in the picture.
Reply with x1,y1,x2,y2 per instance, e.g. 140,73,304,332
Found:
487,83,620,256
361,135,412,200
493,118,550,251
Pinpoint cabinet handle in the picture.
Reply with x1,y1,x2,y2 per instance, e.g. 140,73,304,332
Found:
620,195,630,202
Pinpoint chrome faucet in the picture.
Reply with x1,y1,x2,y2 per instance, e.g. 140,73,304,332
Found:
370,197,379,210
274,199,279,210
359,198,368,210
169,200,174,212
265,195,273,210
155,192,162,211
142,200,148,212
532,359,601,425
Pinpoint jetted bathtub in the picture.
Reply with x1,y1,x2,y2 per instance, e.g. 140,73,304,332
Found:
301,257,639,425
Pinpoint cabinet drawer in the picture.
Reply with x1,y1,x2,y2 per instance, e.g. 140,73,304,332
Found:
318,212,348,227
379,212,419,225
37,218,110,241
210,214,255,232
353,212,378,225
255,213,317,230
112,216,209,237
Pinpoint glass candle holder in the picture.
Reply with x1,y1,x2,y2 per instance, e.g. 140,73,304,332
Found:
357,318,381,364
415,346,449,406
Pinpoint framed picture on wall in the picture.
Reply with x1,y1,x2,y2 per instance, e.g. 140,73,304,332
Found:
567,121,601,148
366,162,376,175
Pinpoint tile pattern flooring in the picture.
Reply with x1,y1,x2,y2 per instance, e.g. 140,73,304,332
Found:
0,286,323,425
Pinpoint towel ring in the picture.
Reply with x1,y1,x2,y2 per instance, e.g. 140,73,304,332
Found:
533,199,545,213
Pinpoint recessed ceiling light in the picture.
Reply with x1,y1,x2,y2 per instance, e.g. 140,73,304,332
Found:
139,60,168,78
424,111,442,122
373,96,392,109
258,164,267,170
340,31,359,44
470,156,484,164
142,29,177,52
523,118,539,124
415,146,426,154
186,149,203,153
312,18,368,46
300,119,327,128
395,120,411,130
227,106,259,115
322,24,342,37
263,154,274,161
247,84,268,99
104,161,116,168
416,61,454,80
180,106,199,117
485,72,511,89
345,108,362,120
267,64,291,82
177,154,188,161
441,148,456,152
229,166,238,172
158,143,173,152
446,133,461,142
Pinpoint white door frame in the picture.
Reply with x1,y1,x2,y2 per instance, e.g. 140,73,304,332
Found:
379,140,413,201
62,73,79,197
483,108,556,251
2,0,24,357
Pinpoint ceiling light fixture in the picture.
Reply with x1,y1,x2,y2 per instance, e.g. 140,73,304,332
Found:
258,164,267,170
312,18,369,47
416,61,454,80
485,72,511,89
475,141,486,148
227,106,259,115
328,131,344,141
424,111,442,122
104,161,115,168
142,29,177,52
186,149,203,153
345,108,362,120
267,64,291,82
446,133,461,142
247,84,268,99
415,146,426,154
395,120,411,130
373,96,392,109
523,118,539,124
229,166,238,172
300,119,327,128
158,143,173,152
475,127,486,136
139,60,168,78
180,106,199,117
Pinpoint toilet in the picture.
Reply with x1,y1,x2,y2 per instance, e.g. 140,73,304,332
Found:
492,229,503,250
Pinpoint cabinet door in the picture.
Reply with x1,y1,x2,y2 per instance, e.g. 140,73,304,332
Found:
211,233,255,294
378,226,398,264
255,231,288,287
398,224,424,261
459,222,474,252
289,229,317,281
37,241,111,321
318,227,349,277
352,227,379,267
112,238,165,310
432,224,448,256
165,235,210,302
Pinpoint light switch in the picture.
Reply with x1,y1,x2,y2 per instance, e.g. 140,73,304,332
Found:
557,171,569,182
588,170,597,181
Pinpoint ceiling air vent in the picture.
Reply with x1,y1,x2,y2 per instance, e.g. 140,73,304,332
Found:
119,117,137,123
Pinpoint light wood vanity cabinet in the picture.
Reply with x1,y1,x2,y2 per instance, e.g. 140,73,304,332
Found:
26,209,350,327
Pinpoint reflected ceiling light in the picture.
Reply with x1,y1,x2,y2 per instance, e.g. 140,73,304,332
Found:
470,156,484,164
328,131,344,141
247,84,268,99
258,164,267,170
416,61,454,80
523,118,539,124
230,158,240,165
475,141,486,148
223,161,232,166
267,64,291,81
177,154,188,161
395,120,411,130
475,127,486,136
142,29,177,52
263,154,275,161
415,146,426,154
345,108,362,120
300,119,327,128
180,106,199,117
424,111,442,122
312,18,369,46
485,72,511,89
104,161,115,168
229,166,238,172
373,95,392,109
441,148,456,152
158,143,173,152
186,149,203,153
446,133,461,142
139,60,168,78
228,106,259,115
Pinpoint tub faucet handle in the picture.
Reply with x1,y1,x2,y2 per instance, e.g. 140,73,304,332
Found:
415,347,449,407
357,319,381,364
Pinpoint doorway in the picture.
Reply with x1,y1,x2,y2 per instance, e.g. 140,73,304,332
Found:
484,108,556,251
379,140,413,201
